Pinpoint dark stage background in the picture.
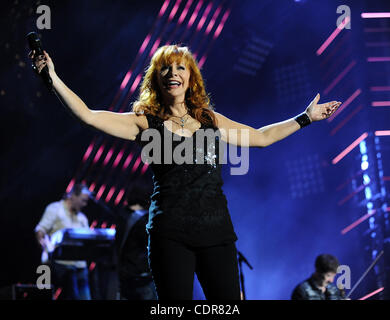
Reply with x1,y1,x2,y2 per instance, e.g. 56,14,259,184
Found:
1,0,389,300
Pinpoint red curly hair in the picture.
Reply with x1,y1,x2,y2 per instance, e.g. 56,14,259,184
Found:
132,45,217,127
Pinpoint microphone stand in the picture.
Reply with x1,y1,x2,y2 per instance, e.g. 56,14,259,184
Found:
237,250,253,300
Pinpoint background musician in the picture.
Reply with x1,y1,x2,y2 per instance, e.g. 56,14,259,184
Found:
291,254,346,300
115,185,157,300
34,183,92,300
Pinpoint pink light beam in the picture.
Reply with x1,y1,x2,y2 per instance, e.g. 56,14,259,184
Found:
332,132,368,165
359,287,384,300
327,88,361,122
361,12,390,18
317,16,350,56
341,209,376,235
372,101,390,107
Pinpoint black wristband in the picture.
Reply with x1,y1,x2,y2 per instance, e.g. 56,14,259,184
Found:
294,112,312,128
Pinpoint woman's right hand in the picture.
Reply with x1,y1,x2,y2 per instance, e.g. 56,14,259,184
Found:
28,50,55,75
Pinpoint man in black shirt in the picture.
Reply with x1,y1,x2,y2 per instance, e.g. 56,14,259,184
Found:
115,184,157,300
292,254,346,300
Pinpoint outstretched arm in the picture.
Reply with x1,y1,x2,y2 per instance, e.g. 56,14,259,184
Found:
214,93,341,148
29,50,148,140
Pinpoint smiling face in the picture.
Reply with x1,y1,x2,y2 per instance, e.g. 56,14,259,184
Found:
157,60,191,100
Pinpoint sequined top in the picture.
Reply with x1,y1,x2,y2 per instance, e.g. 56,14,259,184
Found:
136,113,238,247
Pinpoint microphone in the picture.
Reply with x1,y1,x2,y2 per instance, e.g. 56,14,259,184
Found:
26,32,53,90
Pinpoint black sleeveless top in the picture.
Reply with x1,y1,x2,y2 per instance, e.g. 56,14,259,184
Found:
136,113,238,247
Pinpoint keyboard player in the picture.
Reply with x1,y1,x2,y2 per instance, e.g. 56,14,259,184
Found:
34,183,92,300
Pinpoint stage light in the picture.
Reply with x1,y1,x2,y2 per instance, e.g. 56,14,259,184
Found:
365,186,372,200
367,57,390,62
361,12,390,18
369,217,375,229
363,174,371,185
361,161,369,171
317,16,350,56
360,141,367,154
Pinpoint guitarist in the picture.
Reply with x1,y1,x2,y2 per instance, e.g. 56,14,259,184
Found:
35,184,92,300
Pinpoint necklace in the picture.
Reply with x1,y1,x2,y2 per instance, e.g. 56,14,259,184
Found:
169,111,189,133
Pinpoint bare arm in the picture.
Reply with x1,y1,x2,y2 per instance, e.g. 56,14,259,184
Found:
35,230,46,248
214,94,341,148
30,51,148,140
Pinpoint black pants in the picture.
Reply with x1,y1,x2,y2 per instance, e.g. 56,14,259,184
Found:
147,233,240,300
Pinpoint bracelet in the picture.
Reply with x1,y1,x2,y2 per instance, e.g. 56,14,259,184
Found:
294,112,312,128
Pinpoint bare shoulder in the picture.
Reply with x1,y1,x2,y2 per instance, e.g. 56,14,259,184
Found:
128,112,149,130
212,111,239,129
211,111,226,127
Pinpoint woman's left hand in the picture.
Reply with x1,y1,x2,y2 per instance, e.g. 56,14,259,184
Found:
305,93,342,122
